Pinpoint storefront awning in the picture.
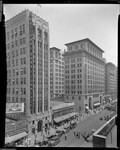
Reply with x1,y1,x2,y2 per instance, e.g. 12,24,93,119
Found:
69,112,79,118
54,112,79,123
5,132,28,144
93,103,100,106
54,116,63,123
62,114,71,120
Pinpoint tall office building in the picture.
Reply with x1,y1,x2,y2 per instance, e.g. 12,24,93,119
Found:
5,9,50,145
63,38,105,114
114,66,118,99
105,62,116,100
50,47,65,98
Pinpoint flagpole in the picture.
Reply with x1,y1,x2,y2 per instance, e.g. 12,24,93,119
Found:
37,4,42,16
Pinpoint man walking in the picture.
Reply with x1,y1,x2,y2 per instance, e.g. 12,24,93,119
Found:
64,133,67,140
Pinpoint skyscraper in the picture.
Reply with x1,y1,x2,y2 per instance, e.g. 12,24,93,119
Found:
105,62,116,100
6,9,50,145
63,38,105,114
50,47,65,98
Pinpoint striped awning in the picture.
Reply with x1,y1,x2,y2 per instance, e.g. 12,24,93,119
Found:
5,132,28,144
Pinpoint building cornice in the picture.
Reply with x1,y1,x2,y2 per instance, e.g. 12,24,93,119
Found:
63,49,105,64
50,47,61,51
65,38,104,53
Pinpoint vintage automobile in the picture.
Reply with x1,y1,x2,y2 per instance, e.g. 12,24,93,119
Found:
47,135,60,147
55,130,64,137
70,122,77,129
64,125,71,133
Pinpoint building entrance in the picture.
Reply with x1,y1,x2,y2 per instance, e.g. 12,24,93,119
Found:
89,97,92,109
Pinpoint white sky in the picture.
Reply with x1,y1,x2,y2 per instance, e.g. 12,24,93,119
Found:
4,4,119,66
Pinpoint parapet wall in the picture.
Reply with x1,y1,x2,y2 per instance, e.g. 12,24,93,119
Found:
93,114,117,147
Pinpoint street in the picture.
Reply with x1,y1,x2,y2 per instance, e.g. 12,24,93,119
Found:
56,109,116,147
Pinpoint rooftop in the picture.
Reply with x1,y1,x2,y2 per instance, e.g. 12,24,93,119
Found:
6,9,48,25
50,47,61,51
106,62,116,67
65,38,104,53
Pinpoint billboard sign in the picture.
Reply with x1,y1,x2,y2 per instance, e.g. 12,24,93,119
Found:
6,103,24,113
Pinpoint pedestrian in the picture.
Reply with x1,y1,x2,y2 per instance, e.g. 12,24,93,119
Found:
78,132,80,139
64,133,67,140
75,132,78,138
77,132,79,138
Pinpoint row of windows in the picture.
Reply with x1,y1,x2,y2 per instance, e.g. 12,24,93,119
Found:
68,43,102,59
7,67,26,77
7,77,26,86
7,87,26,95
87,71,104,78
54,90,64,93
6,24,25,41
7,97,26,103
7,56,26,68
65,83,82,89
65,85,82,89
85,58,104,69
7,47,26,60
6,37,26,50
86,65,104,74
65,57,82,64
65,90,82,94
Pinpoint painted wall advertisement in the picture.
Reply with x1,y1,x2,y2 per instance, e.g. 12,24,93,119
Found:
6,103,24,113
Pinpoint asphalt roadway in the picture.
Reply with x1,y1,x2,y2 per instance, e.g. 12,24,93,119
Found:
56,109,117,147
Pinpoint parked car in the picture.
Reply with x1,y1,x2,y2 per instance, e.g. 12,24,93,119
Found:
46,134,56,140
47,135,60,147
70,122,77,129
64,126,71,133
56,130,63,137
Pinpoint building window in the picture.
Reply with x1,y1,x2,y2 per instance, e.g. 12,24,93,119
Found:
69,46,72,51
23,37,25,44
23,24,25,34
15,40,17,47
15,28,17,37
11,29,14,39
20,39,22,45
38,28,42,39
19,25,22,36
72,96,74,100
75,45,78,49
16,49,18,57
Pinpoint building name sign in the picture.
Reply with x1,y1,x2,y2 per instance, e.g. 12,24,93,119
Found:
6,127,26,137
5,120,27,133
6,103,24,113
